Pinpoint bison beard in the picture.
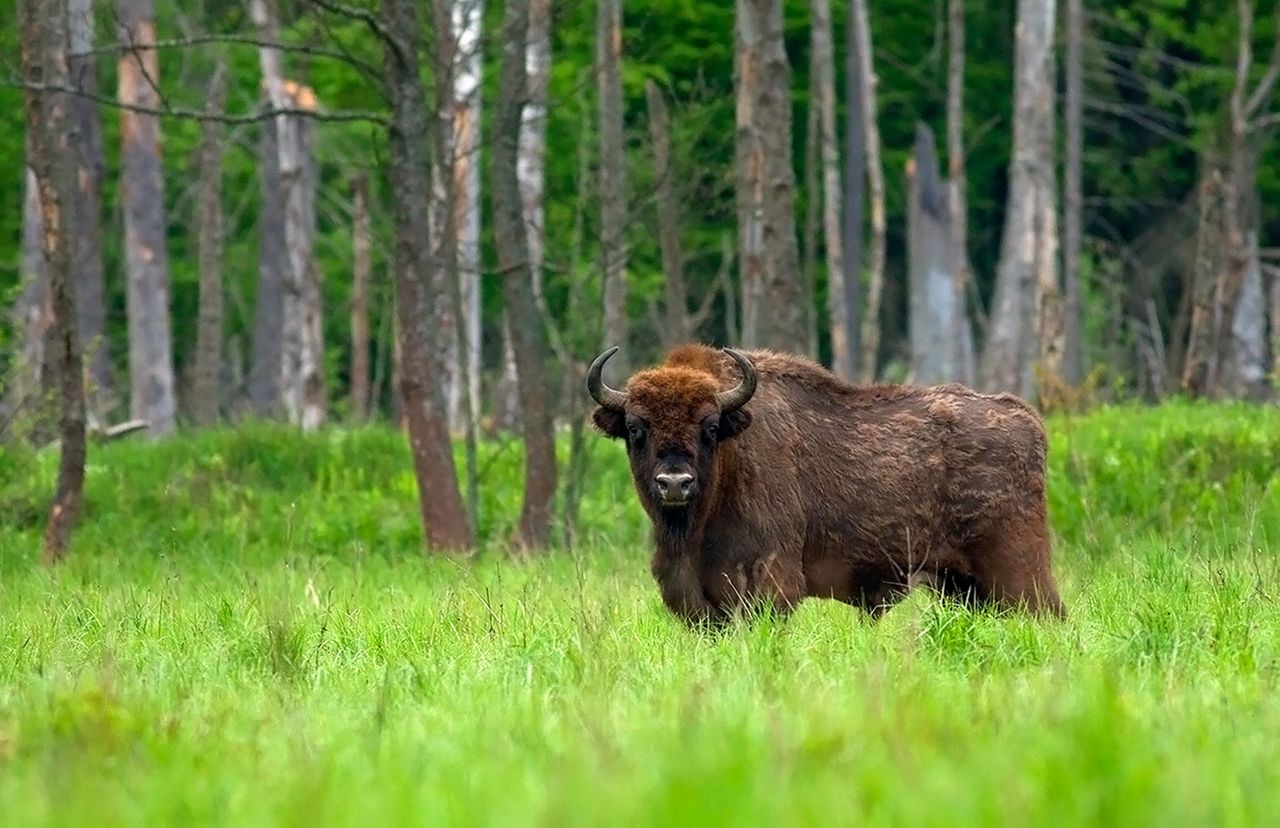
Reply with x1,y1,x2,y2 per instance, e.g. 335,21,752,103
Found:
588,344,1066,626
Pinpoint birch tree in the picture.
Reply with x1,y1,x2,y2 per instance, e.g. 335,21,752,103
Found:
191,63,227,426
849,0,886,380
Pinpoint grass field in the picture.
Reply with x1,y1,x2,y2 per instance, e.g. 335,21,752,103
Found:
2,401,1280,826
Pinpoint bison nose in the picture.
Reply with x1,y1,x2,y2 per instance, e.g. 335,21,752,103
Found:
655,472,695,502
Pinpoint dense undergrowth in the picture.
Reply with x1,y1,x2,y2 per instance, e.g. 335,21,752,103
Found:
1,401,1279,826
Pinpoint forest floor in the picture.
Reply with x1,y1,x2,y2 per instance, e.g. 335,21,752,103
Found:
2,402,1279,826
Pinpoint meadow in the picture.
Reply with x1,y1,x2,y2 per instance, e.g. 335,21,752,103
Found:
2,401,1280,826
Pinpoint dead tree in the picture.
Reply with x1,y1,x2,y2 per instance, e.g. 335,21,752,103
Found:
811,0,851,377
250,106,286,417
646,80,692,348
118,0,177,435
907,123,974,384
191,62,228,427
382,0,474,551
350,173,372,420
20,0,87,561
69,0,110,413
4,164,52,430
850,0,886,380
494,0,557,551
735,0,805,351
980,0,1059,397
598,0,630,373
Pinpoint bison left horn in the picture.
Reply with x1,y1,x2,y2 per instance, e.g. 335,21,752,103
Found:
715,349,757,412
586,346,628,411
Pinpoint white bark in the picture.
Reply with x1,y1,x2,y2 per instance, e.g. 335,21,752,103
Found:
850,0,886,380
1230,231,1266,396
980,0,1059,397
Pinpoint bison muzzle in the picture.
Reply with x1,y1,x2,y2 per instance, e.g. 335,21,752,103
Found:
588,344,1066,625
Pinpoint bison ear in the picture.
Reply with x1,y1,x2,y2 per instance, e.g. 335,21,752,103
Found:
592,407,628,439
719,408,753,440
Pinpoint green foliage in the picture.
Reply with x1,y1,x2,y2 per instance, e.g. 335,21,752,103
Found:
1,404,1280,824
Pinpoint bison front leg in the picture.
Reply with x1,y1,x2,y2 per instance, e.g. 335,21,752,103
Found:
711,553,806,621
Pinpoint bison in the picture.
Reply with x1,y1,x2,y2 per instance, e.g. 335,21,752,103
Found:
588,344,1065,625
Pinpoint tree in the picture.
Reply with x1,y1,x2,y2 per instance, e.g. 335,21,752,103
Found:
191,62,228,427
249,102,286,417
599,0,630,373
1062,0,1085,384
735,0,805,351
841,0,866,376
68,0,110,414
907,123,973,383
947,0,976,384
494,0,558,551
849,0,886,380
118,0,177,435
381,0,473,551
350,173,372,421
811,0,850,378
20,0,87,561
646,79,691,348
980,0,1058,398
4,164,51,428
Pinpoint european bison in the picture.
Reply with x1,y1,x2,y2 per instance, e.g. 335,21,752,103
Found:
588,344,1065,625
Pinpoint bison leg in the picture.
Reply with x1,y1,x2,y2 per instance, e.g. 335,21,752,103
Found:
706,553,805,621
964,514,1066,618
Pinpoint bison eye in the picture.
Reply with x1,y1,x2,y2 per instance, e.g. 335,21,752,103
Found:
702,420,719,443
626,422,645,443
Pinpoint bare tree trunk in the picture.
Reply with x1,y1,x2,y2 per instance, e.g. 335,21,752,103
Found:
68,0,110,414
118,0,176,435
191,63,227,427
850,0,886,380
1061,0,1084,384
382,0,473,551
451,0,484,432
735,0,805,352
646,80,691,348
1271,264,1280,387
842,0,865,375
350,173,372,420
1229,230,1267,397
21,0,86,561
250,106,286,417
980,0,1058,398
812,0,849,376
801,62,820,357
495,0,557,551
907,123,969,384
5,165,52,428
946,0,975,384
497,0,552,430
598,0,630,373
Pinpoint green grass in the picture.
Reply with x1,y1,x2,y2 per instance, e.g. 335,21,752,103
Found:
2,401,1280,826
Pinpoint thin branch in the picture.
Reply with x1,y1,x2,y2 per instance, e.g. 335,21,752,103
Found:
307,0,407,67
4,79,388,126
1249,110,1280,131
88,33,383,79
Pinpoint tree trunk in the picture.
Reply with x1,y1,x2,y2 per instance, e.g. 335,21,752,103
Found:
811,0,849,377
191,63,228,427
979,0,1058,398
907,123,970,384
801,61,820,357
250,105,286,417
4,164,52,430
1228,230,1267,398
735,0,806,352
1061,0,1084,384
946,0,975,384
842,0,865,375
849,0,886,380
118,0,177,435
292,89,326,431
598,0,630,373
382,0,473,551
646,80,691,348
451,0,484,433
1271,264,1280,387
68,0,110,414
495,0,557,551
21,0,87,561
350,173,372,420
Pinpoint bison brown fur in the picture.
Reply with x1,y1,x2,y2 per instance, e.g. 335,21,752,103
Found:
588,344,1066,625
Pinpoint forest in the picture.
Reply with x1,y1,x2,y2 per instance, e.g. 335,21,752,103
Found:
3,1,1280,824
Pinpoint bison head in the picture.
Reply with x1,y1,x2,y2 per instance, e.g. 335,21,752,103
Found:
588,346,756,524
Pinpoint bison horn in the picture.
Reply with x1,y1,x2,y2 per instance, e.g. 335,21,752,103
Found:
586,346,628,411
715,348,758,412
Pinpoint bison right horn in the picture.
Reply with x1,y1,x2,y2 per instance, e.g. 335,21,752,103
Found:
715,349,758,412
586,346,628,412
